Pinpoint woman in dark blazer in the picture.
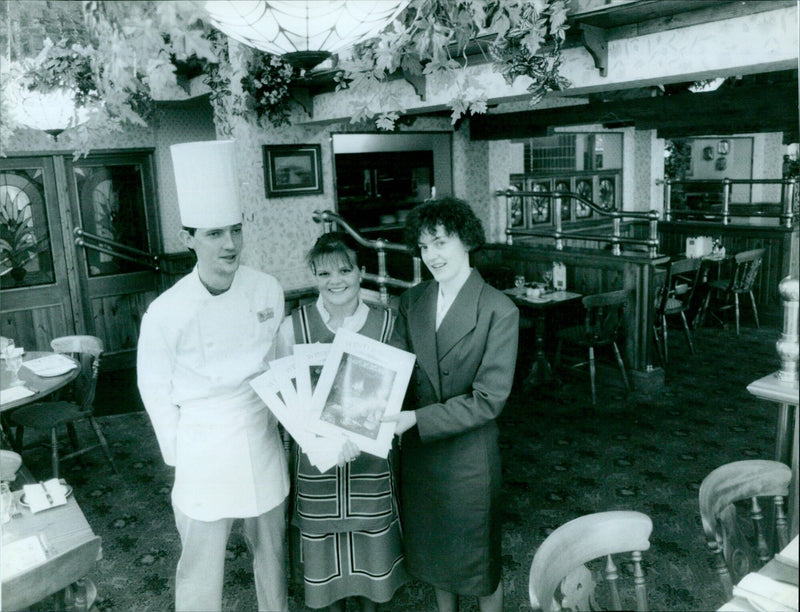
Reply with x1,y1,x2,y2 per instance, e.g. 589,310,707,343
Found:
386,198,519,612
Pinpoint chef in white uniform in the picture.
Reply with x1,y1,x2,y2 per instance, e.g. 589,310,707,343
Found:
137,140,289,612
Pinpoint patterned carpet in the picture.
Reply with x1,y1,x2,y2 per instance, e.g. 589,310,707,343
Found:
11,322,783,611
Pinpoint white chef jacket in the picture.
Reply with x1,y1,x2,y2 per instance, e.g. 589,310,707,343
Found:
137,265,289,521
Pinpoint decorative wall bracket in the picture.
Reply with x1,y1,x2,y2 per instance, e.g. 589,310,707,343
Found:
291,87,313,117
579,23,608,77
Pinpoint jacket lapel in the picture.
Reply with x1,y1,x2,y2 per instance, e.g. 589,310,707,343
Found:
436,269,483,360
408,282,441,399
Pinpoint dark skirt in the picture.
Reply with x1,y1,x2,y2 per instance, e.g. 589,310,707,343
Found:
399,421,502,595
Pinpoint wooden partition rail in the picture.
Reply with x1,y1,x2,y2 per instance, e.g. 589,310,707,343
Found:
475,243,669,378
312,209,421,305
496,188,661,257
658,221,799,319
663,177,798,227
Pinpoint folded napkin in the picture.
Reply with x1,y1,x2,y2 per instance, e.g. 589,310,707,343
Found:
22,354,78,377
733,572,799,612
22,478,68,514
0,385,35,405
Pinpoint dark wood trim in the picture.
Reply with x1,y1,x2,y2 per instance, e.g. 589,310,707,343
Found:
474,243,668,374
656,222,798,326
470,72,798,141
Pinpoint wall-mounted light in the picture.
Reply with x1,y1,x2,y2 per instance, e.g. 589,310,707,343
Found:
202,0,409,72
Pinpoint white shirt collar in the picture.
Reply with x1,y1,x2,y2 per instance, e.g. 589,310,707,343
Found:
315,295,370,332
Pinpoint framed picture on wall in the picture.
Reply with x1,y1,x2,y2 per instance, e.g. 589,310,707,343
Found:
263,144,323,197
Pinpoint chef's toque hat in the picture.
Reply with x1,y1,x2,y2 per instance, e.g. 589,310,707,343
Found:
171,140,242,228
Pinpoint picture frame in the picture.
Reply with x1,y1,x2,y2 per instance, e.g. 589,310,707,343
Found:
309,329,415,458
263,144,323,197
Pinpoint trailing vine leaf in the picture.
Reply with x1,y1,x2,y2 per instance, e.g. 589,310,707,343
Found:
2,0,571,142
337,0,571,128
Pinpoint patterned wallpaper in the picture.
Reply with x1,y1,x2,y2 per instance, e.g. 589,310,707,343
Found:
152,98,218,253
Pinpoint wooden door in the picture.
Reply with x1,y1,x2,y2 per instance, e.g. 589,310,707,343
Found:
1,156,76,348
1,151,161,370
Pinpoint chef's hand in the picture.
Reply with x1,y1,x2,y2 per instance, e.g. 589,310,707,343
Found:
337,439,361,467
383,411,417,436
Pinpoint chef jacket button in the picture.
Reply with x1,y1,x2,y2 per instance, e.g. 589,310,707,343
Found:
442,369,449,376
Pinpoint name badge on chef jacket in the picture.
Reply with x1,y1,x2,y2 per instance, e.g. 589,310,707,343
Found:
257,307,274,323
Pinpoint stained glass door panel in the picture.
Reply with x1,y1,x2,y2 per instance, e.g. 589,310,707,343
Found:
69,152,161,369
0,169,55,289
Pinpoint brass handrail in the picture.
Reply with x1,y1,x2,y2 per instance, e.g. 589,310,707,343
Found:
312,210,421,304
663,177,798,228
74,227,159,270
496,188,661,257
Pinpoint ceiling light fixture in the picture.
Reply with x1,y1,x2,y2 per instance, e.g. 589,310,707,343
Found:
202,0,409,72
7,86,95,141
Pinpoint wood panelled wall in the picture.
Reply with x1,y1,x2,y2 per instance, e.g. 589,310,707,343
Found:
474,244,668,374
655,222,798,317
1,304,71,352
90,291,158,365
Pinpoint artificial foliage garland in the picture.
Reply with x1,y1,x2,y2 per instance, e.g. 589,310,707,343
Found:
241,52,297,129
336,0,571,129
2,0,570,142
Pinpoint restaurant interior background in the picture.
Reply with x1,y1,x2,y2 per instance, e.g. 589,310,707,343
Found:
1,0,798,610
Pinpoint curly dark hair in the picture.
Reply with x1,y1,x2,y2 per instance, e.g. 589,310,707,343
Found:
403,197,486,254
306,231,359,273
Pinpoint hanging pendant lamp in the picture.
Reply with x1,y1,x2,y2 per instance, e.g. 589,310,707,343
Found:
203,0,409,71
6,84,96,141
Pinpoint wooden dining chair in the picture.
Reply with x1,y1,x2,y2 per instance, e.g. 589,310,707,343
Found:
653,257,702,364
554,289,631,410
10,336,117,478
529,510,653,612
701,248,765,335
698,459,792,600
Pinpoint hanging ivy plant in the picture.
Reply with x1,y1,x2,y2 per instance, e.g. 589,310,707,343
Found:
1,0,222,153
241,52,297,128
336,0,571,130
3,0,571,142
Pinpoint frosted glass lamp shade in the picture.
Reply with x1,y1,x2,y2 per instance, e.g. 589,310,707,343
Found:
7,87,94,139
203,0,409,70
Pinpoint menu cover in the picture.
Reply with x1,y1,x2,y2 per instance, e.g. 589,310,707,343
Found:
308,328,415,458
266,354,299,411
732,572,798,612
294,343,331,408
250,361,342,473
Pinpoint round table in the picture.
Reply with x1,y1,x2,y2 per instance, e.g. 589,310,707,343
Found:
1,352,81,413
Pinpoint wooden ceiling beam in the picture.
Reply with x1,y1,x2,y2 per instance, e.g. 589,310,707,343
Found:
470,73,798,141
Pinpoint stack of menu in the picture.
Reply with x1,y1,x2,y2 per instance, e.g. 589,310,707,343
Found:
251,328,415,471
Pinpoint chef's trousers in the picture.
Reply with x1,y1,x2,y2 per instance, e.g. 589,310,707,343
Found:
173,500,288,612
